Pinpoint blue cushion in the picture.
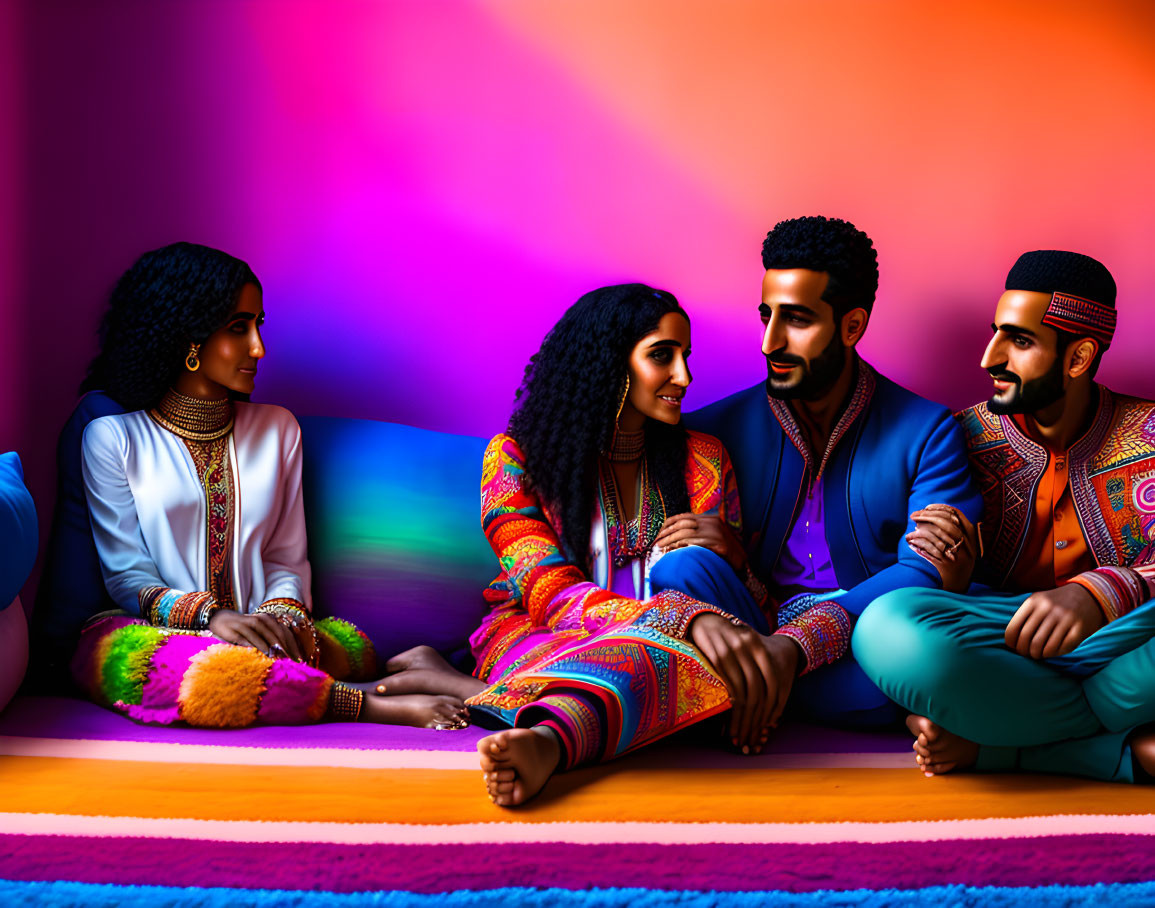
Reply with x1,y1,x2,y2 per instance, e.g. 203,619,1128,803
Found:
0,452,37,609
299,416,492,657
32,392,125,652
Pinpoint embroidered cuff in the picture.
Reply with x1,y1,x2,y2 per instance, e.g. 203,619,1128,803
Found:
1066,567,1150,623
255,598,310,622
647,589,737,641
139,586,222,629
773,601,852,675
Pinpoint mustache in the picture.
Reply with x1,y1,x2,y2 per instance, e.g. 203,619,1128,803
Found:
766,351,807,367
987,367,1021,385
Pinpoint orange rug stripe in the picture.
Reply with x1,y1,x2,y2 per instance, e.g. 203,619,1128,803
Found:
3,755,1154,824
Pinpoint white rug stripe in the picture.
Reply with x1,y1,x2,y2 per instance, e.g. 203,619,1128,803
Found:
2,812,1153,844
0,736,912,770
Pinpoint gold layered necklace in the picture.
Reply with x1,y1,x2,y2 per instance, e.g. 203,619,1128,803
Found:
149,388,234,441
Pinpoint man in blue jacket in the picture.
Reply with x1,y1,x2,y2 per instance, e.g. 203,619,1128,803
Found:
673,216,981,730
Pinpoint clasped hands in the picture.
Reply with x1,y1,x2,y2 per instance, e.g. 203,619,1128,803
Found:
208,609,308,662
654,512,745,569
907,503,1104,658
687,612,801,754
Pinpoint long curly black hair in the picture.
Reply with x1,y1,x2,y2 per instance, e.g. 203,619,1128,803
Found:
761,216,878,317
508,283,692,571
81,242,261,411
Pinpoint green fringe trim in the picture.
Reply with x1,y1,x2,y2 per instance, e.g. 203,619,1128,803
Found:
316,617,377,680
99,624,167,707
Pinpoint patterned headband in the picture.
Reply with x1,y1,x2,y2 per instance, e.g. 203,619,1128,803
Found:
1040,291,1117,347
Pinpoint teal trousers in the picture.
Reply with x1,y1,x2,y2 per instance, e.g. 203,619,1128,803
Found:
852,588,1155,783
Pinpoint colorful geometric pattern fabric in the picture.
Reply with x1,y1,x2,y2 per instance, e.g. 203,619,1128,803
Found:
468,593,733,765
1042,291,1118,347
467,432,741,766
775,600,854,674
470,432,741,682
957,386,1155,616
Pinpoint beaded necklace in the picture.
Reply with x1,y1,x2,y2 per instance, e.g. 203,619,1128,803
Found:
598,455,666,568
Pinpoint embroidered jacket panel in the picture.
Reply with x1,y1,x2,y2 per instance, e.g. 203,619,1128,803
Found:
957,387,1155,616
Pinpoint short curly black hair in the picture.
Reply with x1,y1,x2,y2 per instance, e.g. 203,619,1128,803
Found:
508,284,692,571
81,243,261,411
761,216,879,316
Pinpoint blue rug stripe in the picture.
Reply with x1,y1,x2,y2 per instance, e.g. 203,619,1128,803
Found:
4,881,1155,907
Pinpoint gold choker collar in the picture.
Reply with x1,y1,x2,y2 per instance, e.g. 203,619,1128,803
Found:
605,429,645,462
150,388,234,441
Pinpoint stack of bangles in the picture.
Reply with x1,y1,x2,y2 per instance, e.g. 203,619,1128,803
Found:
328,682,364,721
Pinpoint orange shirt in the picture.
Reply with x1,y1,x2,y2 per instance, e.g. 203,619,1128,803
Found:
1007,418,1094,592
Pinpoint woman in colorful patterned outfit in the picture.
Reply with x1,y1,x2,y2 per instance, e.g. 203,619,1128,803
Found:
463,284,789,806
72,243,468,729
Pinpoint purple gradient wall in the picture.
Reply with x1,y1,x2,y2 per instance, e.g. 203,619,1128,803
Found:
7,0,1155,601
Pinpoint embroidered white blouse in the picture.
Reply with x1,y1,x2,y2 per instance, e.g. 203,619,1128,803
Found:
81,402,311,615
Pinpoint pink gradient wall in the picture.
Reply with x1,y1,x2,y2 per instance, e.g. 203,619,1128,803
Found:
0,0,23,452
7,0,1155,596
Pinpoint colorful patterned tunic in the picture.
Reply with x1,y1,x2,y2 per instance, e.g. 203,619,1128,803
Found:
958,386,1155,621
465,431,743,767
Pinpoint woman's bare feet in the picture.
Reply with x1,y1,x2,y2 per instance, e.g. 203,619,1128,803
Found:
478,727,562,807
356,685,469,729
1132,729,1155,781
376,646,486,700
907,714,979,776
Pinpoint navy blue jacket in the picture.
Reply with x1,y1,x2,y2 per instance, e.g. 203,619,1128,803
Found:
686,364,981,617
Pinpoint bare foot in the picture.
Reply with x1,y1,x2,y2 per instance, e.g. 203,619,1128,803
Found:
357,688,469,729
384,645,452,674
1132,729,1155,781
374,668,485,700
477,727,561,807
906,714,978,776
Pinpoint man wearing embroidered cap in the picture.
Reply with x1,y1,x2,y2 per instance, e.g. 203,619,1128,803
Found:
854,249,1155,783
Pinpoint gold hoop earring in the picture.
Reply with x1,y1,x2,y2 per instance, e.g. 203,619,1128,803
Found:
614,375,630,425
185,342,201,372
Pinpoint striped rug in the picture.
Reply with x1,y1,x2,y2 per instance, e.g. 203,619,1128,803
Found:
2,695,1154,906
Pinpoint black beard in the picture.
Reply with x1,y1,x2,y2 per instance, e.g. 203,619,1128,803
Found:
987,356,1066,415
765,333,847,401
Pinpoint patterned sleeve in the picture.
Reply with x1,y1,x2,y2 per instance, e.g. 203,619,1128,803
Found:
683,432,769,610
774,601,853,674
480,434,731,640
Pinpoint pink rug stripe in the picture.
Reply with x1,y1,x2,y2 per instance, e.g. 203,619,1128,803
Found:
2,835,1154,893
3,812,1153,844
0,736,911,770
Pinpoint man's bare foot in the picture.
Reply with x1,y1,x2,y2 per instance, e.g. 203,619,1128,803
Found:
356,687,469,729
477,727,561,807
1132,729,1155,781
906,714,979,776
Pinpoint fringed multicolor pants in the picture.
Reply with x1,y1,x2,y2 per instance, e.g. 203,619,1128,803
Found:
71,613,376,727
